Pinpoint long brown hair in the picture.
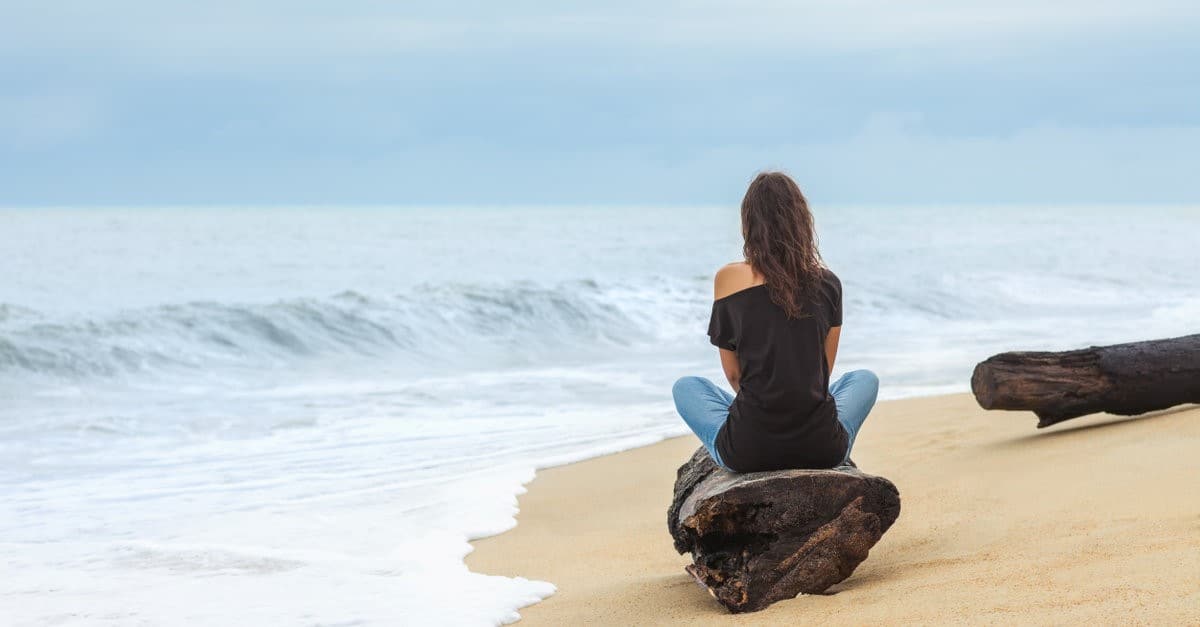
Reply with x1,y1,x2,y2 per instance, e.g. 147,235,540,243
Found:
740,171,823,319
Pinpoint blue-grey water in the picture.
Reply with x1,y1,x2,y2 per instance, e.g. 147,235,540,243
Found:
2,206,1197,625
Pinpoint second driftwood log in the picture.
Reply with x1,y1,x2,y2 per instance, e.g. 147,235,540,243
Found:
668,447,901,613
971,334,1200,428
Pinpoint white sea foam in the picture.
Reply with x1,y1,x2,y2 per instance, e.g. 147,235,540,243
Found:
1,205,1196,624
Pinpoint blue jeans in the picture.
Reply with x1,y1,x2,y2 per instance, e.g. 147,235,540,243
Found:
671,370,879,470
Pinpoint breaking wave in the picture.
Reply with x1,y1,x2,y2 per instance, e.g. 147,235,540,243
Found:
0,279,707,382
3,270,1191,385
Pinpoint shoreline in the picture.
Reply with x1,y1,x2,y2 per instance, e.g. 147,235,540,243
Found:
467,393,1200,625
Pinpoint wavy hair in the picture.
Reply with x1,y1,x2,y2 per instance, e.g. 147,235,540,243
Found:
740,171,824,319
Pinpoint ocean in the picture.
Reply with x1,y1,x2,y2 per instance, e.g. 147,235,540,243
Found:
2,205,1197,625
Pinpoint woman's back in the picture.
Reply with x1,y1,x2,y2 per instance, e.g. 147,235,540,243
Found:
707,265,847,471
672,170,876,476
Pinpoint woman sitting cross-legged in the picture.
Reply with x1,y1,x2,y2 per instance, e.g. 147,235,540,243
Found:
672,171,878,473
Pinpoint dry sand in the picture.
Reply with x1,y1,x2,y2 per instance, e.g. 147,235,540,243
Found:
467,394,1200,625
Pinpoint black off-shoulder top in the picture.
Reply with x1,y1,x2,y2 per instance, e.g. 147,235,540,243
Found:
707,268,848,472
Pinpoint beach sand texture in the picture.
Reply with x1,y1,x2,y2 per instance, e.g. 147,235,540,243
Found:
468,394,1200,625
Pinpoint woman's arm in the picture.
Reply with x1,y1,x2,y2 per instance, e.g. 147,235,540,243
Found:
713,263,753,392
825,325,841,372
719,348,741,393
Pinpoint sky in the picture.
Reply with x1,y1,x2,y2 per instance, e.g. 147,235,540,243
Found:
2,1,1199,206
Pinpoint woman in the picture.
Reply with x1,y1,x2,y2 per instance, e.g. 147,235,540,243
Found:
672,172,878,473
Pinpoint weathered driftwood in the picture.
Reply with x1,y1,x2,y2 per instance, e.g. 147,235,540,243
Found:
667,447,901,613
971,334,1200,428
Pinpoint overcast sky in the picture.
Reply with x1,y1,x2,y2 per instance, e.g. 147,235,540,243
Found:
2,1,1198,206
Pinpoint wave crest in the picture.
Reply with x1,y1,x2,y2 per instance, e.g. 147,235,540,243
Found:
0,279,706,381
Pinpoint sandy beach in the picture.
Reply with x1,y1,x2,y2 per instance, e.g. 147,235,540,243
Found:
468,393,1200,625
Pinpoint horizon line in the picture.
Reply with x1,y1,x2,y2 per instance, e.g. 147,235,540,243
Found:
3,201,1199,212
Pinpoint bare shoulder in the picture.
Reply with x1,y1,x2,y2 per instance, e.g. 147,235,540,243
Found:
714,262,764,300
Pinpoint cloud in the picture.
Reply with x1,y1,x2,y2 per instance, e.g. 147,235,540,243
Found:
1,1,1198,204
789,114,1200,204
3,1,1198,73
0,89,108,150
4,113,1197,206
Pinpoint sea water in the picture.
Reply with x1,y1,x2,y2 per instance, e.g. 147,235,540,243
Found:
1,206,1197,625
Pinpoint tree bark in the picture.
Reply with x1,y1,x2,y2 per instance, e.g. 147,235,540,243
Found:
668,447,900,613
971,334,1200,428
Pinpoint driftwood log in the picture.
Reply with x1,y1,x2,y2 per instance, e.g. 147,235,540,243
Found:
667,447,900,613
971,334,1200,428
